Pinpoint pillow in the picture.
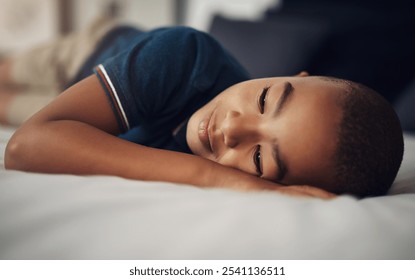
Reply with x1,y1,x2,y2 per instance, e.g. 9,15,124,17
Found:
209,15,329,78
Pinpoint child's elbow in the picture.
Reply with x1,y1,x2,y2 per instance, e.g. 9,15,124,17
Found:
5,130,31,171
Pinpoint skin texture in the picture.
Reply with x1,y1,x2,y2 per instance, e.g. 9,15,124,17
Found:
187,75,343,190
4,74,338,199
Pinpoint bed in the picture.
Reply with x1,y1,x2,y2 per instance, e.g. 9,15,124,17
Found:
1,124,415,259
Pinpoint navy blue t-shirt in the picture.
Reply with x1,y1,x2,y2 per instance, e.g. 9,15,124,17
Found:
80,26,249,153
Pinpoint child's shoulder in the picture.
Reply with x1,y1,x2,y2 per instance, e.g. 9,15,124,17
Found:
148,26,220,48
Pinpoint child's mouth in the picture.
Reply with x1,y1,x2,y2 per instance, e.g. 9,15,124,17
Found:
198,110,214,153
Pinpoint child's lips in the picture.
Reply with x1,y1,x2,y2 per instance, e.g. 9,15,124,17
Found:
198,110,214,153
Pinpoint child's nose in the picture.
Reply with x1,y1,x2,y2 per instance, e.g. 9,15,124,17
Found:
221,111,259,148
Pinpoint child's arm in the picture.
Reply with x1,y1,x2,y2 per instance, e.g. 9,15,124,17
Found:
5,75,333,198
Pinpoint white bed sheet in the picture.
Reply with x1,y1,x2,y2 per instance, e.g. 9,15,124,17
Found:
1,125,415,259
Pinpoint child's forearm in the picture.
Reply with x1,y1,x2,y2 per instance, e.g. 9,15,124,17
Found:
5,118,336,197
5,118,278,191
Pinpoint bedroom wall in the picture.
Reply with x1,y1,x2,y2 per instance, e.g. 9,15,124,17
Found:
0,0,59,54
184,0,281,31
71,0,175,31
0,0,281,55
71,0,281,31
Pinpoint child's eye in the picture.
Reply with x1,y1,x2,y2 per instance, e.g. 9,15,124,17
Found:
253,145,262,176
258,86,269,114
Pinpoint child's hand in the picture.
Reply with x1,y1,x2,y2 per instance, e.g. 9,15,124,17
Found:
273,185,337,199
215,168,336,199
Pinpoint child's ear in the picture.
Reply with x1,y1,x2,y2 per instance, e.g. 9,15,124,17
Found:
295,71,309,77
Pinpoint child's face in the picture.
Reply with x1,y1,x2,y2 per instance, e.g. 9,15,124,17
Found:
187,76,344,189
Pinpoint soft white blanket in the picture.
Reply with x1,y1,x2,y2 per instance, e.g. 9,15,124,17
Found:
1,125,415,259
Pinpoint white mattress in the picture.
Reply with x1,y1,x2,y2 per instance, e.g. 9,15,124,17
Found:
1,125,415,259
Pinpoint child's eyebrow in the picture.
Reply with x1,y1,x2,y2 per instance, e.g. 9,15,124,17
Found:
271,81,293,181
273,143,288,182
273,81,293,117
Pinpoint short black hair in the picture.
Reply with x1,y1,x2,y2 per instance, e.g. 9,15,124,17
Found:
319,76,404,197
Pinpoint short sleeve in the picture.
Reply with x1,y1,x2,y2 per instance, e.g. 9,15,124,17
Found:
94,26,249,133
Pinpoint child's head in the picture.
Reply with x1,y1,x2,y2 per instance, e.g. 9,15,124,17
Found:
186,74,404,197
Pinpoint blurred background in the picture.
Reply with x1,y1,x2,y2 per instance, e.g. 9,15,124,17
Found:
0,0,278,52
1,0,415,132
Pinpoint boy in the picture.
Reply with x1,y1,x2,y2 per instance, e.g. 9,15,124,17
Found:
1,22,404,198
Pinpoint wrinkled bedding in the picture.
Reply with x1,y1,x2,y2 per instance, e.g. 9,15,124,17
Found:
1,125,415,259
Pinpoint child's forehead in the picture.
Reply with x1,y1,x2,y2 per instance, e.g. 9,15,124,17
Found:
239,76,348,107
298,77,350,104
300,76,347,88
251,76,349,90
